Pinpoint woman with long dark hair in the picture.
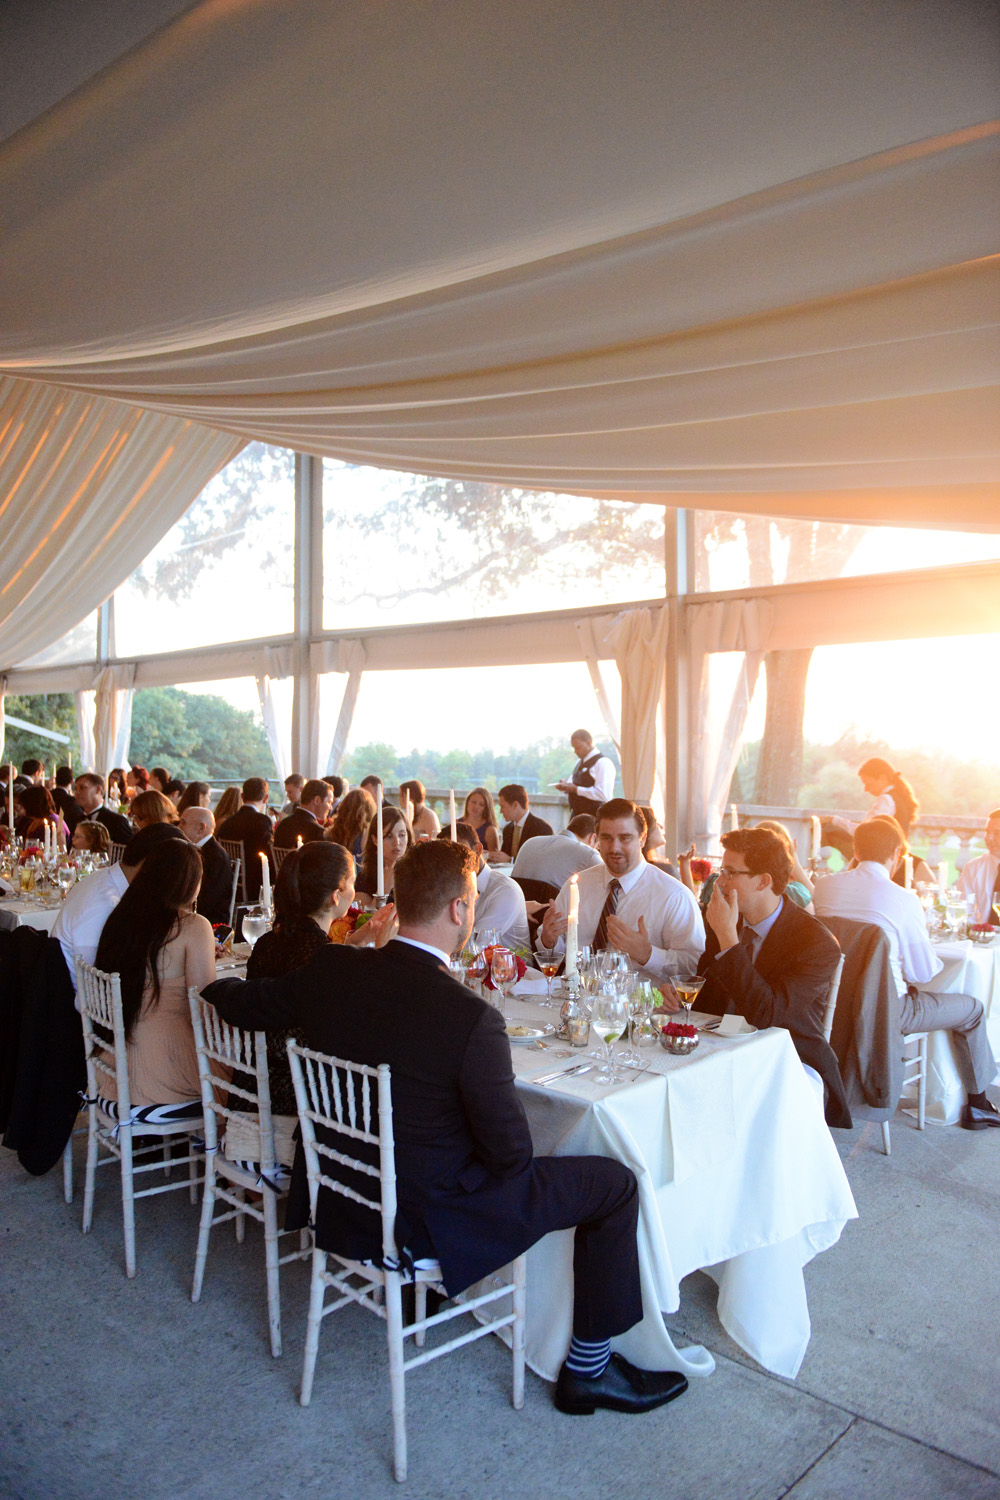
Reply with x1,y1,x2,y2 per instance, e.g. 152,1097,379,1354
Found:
355,804,412,906
176,781,211,815
857,757,918,835
328,786,375,863
463,787,500,855
94,839,215,1123
15,784,69,845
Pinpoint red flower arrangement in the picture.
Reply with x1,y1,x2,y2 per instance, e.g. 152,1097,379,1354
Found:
660,1021,697,1039
329,903,373,945
482,945,528,991
689,858,713,883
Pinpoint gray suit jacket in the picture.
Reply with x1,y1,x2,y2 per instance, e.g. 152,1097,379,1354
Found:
818,915,902,1122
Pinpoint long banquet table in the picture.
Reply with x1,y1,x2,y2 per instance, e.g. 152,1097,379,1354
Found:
909,934,1000,1124
476,978,858,1383
0,887,62,933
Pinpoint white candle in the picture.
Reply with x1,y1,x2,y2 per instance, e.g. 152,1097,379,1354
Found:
400,788,411,823
903,855,912,890
42,821,49,860
56,818,66,855
296,834,303,849
68,747,72,770
811,816,821,862
449,789,457,841
937,862,948,900
730,803,738,831
565,874,580,977
7,766,13,831
376,786,384,899
260,852,272,912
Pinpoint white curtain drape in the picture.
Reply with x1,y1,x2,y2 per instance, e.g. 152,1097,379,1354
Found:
603,607,668,805
254,646,294,784
574,620,621,757
311,641,367,776
0,4,996,525
93,665,136,776
0,674,6,764
0,377,244,669
75,689,96,771
687,600,774,848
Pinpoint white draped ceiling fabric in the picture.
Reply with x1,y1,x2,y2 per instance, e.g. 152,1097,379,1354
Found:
93,665,137,778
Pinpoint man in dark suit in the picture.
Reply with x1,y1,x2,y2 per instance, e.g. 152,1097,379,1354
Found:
217,775,274,901
665,827,850,1129
179,806,234,927
72,772,133,846
494,784,554,865
273,778,333,849
51,766,84,835
203,840,687,1416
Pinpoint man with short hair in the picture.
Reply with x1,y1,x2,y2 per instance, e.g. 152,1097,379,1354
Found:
511,814,602,890
15,758,45,790
53,824,186,992
684,827,849,1126
51,765,84,835
73,772,133,846
273,778,334,849
204,839,687,1417
451,822,530,951
540,798,703,980
323,775,348,812
217,776,274,901
555,730,616,817
957,809,1000,925
279,773,305,818
815,817,998,1130
493,785,553,865
179,806,234,926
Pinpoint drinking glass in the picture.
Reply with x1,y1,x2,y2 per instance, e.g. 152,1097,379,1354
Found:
535,948,561,1006
56,864,76,899
673,973,706,1022
944,899,966,939
490,947,518,1016
242,905,270,948
591,986,629,1084
626,980,655,1063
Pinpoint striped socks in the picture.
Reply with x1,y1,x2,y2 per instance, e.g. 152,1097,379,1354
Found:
564,1336,611,1379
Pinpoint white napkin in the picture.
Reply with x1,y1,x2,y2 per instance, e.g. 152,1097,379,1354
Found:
716,1013,755,1038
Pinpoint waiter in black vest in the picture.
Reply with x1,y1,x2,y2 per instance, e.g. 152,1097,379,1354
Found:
556,729,616,818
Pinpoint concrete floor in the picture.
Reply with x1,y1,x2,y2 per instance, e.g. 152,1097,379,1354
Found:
2,1108,999,1500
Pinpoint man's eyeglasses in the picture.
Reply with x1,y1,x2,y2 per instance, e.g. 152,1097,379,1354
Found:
719,865,753,880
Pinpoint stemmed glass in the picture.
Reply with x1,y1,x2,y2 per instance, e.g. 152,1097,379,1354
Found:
464,942,487,995
674,973,706,1023
242,904,270,948
626,980,655,1065
536,948,561,1007
490,947,518,1017
56,864,76,900
591,986,629,1084
944,897,967,940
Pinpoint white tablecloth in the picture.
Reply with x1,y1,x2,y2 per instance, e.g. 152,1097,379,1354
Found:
0,895,62,934
909,937,1000,1124
476,978,857,1383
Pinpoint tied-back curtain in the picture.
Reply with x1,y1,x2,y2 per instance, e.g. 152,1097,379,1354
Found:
688,600,773,848
0,376,244,670
575,620,621,756
255,646,294,784
312,640,367,775
75,689,96,772
0,674,6,762
93,665,135,776
603,606,668,805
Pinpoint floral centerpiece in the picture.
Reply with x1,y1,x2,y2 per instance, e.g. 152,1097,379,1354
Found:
482,944,530,991
329,904,373,945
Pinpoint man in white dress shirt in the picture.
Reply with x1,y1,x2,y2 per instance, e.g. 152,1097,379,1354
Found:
957,809,1000,925
555,730,616,818
814,816,998,1130
451,822,531,951
539,799,703,980
511,814,602,890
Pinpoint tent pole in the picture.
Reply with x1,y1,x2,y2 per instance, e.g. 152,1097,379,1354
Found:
291,452,323,775
663,509,691,857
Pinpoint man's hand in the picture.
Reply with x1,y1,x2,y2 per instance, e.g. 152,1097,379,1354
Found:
605,913,652,966
540,904,568,948
347,903,398,948
654,981,682,1014
706,880,740,953
554,779,574,793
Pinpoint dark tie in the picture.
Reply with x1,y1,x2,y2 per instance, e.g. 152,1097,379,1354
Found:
511,823,522,859
739,923,757,963
593,878,622,952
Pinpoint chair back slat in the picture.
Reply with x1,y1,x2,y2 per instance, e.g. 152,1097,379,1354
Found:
108,843,126,865
272,846,290,871
77,959,131,1118
188,991,276,1168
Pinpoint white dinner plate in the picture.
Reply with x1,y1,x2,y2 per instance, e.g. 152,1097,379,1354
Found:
506,1024,556,1044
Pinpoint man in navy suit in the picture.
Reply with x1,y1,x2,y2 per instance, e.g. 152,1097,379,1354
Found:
217,776,274,901
204,840,687,1416
494,784,553,865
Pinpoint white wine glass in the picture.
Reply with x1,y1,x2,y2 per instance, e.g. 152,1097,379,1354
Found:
591,986,629,1084
242,905,269,948
490,947,518,1016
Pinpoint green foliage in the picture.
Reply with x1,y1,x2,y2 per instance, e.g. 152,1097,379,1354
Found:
3,694,77,769
129,688,274,780
342,737,620,797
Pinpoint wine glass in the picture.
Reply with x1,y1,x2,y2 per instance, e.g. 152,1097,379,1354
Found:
591,986,629,1084
242,905,270,948
56,864,76,900
490,947,518,1016
535,948,561,1007
944,899,966,940
674,973,706,1022
626,980,655,1064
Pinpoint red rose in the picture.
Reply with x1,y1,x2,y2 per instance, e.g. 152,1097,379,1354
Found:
690,858,713,882
482,945,527,991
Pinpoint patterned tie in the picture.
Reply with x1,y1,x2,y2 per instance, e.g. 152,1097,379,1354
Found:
593,878,622,952
739,922,758,963
511,822,522,859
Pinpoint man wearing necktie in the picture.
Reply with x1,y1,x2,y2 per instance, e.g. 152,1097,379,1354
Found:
666,827,850,1129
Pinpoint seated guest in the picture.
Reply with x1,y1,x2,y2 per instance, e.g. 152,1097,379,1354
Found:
755,819,814,909
71,820,112,858
638,806,678,876
493,784,553,865
355,804,412,907
814,817,998,1130
555,728,616,816
126,765,150,795
204,839,688,1416
463,787,501,855
321,775,348,814
15,785,69,845
957,808,1000,924
213,786,242,825
512,814,602,890
95,838,215,1124
399,779,440,840
15,757,45,789
540,799,704,981
54,824,187,993
51,765,84,835
178,807,234,927
149,767,172,794
130,789,179,830
668,827,849,1127
328,786,376,864
176,781,211,815
73,772,133,846
279,773,305,818
163,778,186,808
217,777,274,902
108,768,129,806
273,778,334,849
449,822,530,951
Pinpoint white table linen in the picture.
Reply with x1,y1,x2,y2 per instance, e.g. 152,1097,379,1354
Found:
0,895,62,934
908,937,1000,1124
475,976,857,1382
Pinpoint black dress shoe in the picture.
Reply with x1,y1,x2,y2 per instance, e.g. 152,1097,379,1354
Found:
554,1354,688,1415
960,1099,1000,1130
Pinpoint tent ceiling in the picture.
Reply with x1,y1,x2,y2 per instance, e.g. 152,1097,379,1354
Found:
0,0,998,527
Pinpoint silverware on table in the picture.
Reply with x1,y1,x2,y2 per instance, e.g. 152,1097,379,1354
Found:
628,1062,653,1083
531,1063,595,1087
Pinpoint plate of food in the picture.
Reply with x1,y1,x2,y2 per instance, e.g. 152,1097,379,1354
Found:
505,1023,557,1044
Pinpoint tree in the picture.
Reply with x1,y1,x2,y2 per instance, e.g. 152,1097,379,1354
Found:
2,694,77,770
129,688,273,780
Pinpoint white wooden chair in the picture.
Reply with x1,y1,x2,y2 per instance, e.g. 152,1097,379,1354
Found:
288,1041,526,1483
821,954,846,1042
188,992,309,1356
76,959,203,1276
881,1032,928,1155
108,842,127,865
219,839,246,905
226,857,241,928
